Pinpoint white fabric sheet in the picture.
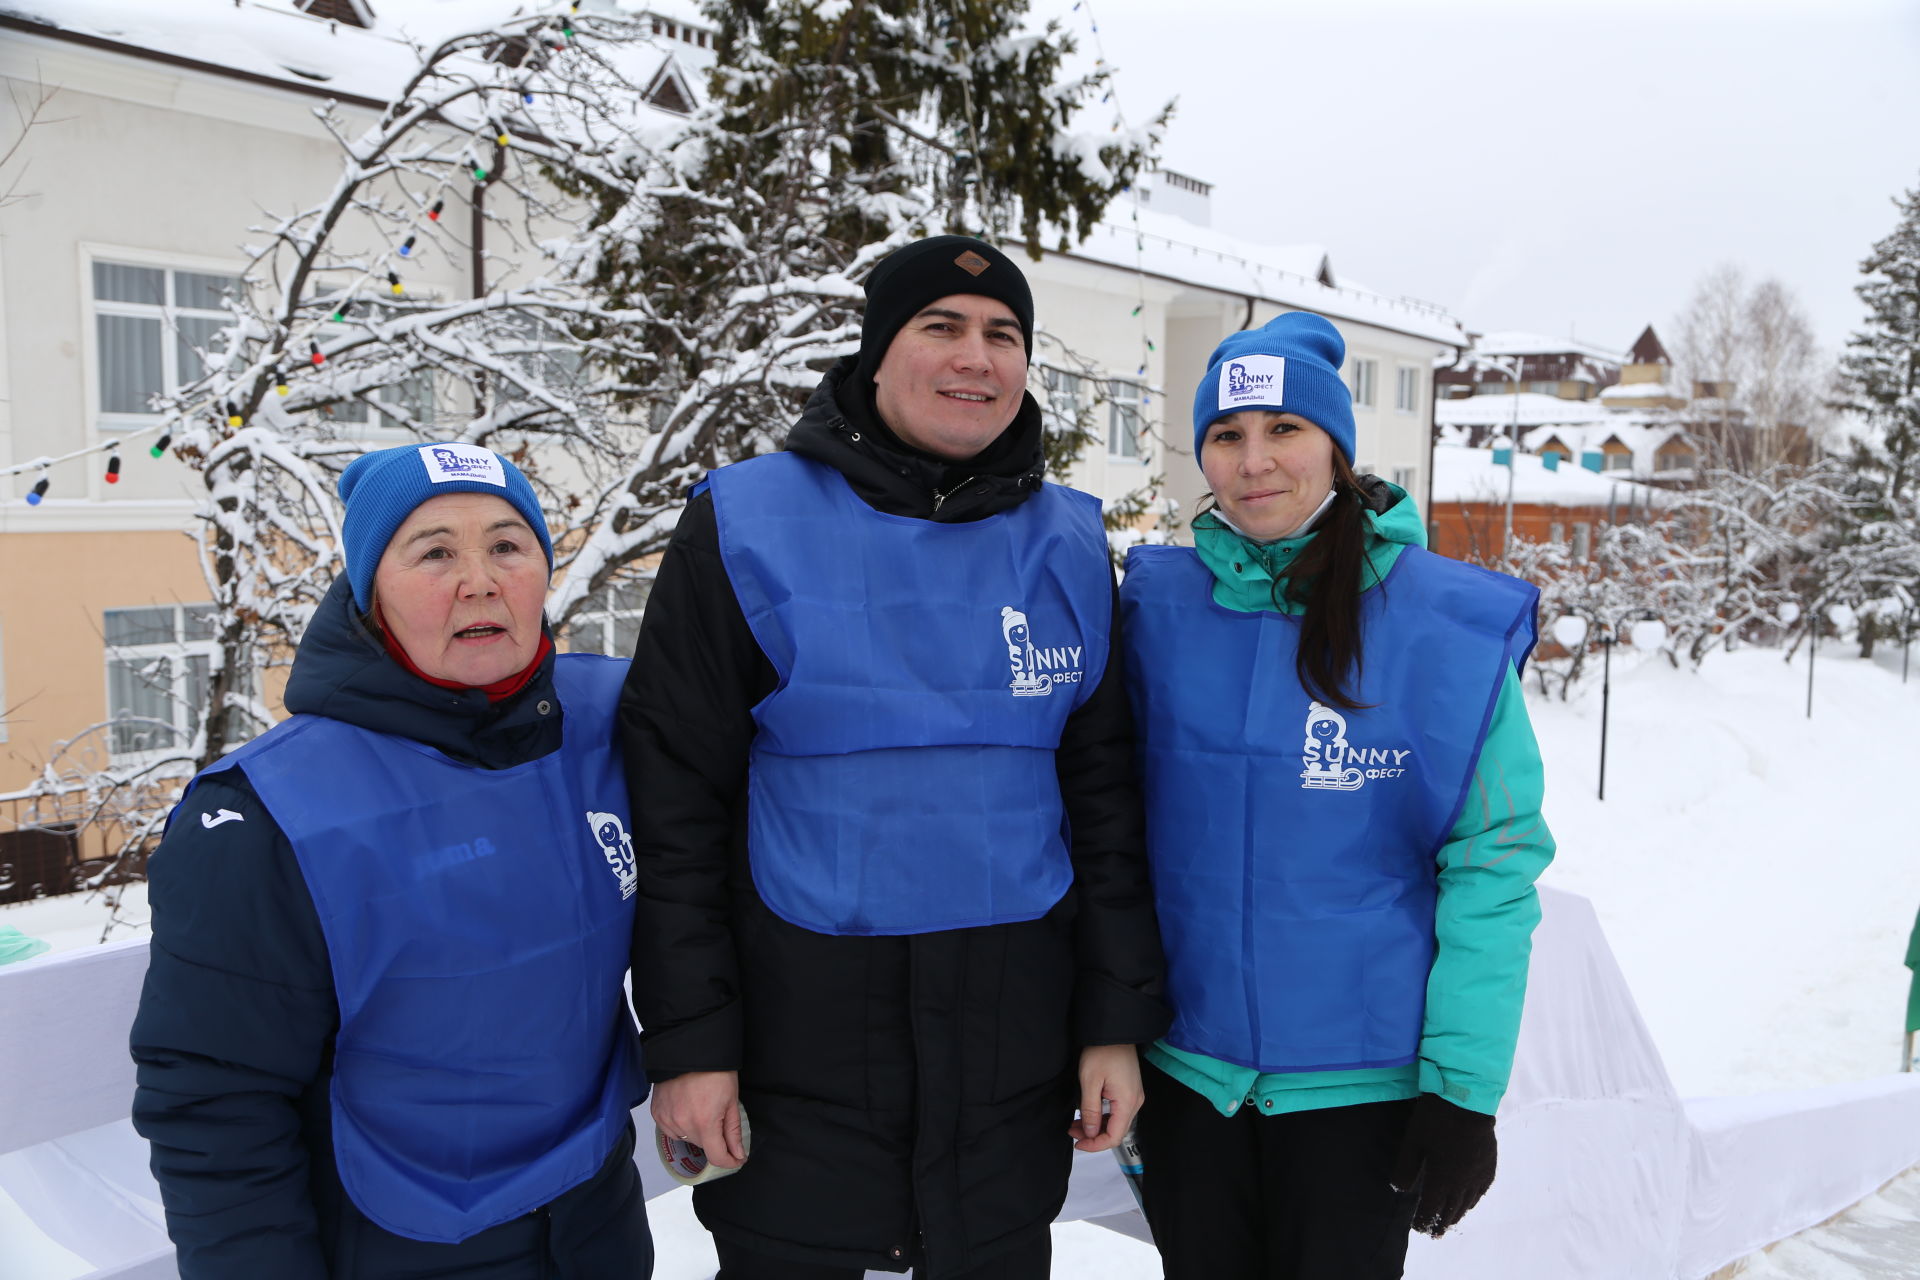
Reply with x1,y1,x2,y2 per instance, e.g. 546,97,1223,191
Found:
0,937,149,1156
1678,1074,1920,1277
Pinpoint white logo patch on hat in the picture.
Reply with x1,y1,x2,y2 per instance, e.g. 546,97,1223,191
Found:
1218,354,1286,412
418,443,505,487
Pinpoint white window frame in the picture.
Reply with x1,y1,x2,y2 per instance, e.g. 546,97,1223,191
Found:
102,603,221,762
1038,364,1087,434
564,579,652,658
1394,365,1419,414
85,248,245,435
1390,465,1415,490
1603,452,1633,473
1350,358,1378,409
1106,378,1146,462
1573,522,1592,561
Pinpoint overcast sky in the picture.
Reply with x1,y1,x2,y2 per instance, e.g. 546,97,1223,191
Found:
1029,0,1920,358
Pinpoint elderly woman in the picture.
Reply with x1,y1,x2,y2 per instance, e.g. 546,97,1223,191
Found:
1121,313,1555,1279
131,443,650,1279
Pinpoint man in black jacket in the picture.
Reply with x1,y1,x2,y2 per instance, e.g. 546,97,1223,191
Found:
620,236,1169,1279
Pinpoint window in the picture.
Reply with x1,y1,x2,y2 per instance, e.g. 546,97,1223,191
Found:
93,262,241,426
1390,466,1415,490
1572,523,1592,561
1395,366,1419,414
1549,522,1566,545
103,604,247,757
1039,365,1086,431
1603,452,1633,472
1659,451,1696,471
565,580,651,658
1107,379,1145,460
1349,359,1377,408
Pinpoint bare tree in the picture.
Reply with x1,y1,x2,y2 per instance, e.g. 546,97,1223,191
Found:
1672,264,1828,471
0,72,65,211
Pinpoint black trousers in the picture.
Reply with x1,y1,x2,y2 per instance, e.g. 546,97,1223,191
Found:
1133,1060,1417,1280
714,1236,1050,1280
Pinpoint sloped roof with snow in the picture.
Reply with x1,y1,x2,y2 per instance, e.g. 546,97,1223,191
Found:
1599,380,1682,403
1466,330,1628,365
1521,421,1693,476
1064,204,1466,348
1435,392,1618,431
1431,443,1671,508
0,0,702,111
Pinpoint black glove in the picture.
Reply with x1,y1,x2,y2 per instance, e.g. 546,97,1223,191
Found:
1388,1093,1498,1238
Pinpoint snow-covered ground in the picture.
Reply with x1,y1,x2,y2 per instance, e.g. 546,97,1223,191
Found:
1731,1164,1920,1279
0,882,147,955
1531,643,1920,1100
4,642,1917,1276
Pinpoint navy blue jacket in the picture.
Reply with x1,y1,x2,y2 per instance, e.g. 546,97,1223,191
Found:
129,578,650,1280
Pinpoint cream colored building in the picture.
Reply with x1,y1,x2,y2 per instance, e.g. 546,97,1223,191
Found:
0,0,1464,797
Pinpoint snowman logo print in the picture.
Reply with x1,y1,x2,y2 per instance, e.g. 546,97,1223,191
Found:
586,809,637,899
1299,702,1366,791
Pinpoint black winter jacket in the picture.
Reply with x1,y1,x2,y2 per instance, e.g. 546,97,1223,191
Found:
620,359,1170,1277
129,578,650,1280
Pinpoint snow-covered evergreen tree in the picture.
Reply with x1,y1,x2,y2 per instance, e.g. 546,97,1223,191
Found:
1837,181,1920,504
1832,179,1920,651
555,0,1167,604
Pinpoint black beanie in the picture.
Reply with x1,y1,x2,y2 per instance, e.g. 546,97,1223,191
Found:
853,236,1036,394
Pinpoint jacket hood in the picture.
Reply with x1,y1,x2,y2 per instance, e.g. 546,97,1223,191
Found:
1364,479,1427,549
282,576,562,768
782,356,1047,522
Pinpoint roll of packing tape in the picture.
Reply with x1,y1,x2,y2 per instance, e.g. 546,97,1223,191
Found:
656,1107,752,1186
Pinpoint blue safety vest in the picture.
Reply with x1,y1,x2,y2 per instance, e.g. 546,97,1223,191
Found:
704,452,1112,936
186,656,642,1244
1120,545,1537,1073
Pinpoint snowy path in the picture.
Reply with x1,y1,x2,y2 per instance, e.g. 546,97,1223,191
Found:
1727,1165,1920,1278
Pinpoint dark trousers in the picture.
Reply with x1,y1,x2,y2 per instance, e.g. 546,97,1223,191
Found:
1134,1060,1417,1280
714,1236,1050,1280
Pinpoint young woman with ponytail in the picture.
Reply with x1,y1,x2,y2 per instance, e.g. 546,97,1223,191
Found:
1120,312,1556,1279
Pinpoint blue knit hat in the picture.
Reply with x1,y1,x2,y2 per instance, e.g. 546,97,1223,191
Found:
336,443,553,609
1192,312,1356,464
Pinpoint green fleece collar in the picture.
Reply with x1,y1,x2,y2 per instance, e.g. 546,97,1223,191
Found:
1192,483,1426,615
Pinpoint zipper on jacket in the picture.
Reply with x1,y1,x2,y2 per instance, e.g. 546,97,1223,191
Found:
931,476,976,512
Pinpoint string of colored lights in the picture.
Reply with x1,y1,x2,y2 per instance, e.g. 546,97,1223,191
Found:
5,6,597,507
